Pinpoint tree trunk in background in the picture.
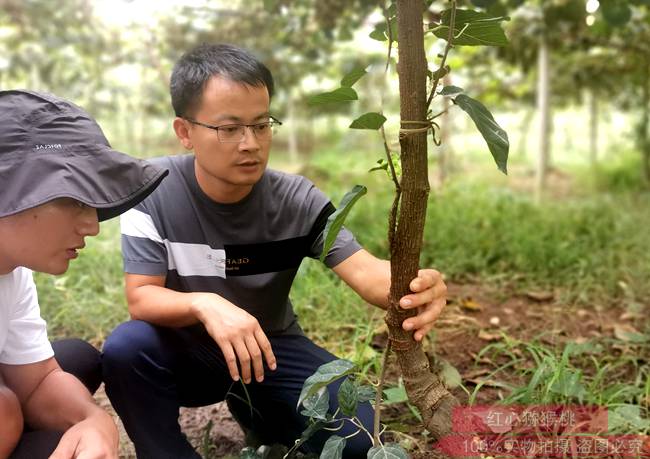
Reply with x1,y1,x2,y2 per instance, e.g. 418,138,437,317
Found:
387,0,458,440
287,90,299,165
517,108,534,158
535,34,551,202
589,89,599,166
438,74,453,185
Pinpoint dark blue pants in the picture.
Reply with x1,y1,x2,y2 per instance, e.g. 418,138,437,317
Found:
102,320,374,459
10,339,101,459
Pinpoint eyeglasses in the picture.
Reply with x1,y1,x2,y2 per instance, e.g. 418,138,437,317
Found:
183,116,282,143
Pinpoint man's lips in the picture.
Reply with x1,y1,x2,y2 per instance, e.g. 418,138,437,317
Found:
66,244,85,259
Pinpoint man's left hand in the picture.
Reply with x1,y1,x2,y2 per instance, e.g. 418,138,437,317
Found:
398,269,447,341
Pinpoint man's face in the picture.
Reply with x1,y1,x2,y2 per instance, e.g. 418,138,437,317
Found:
0,198,99,275
178,76,272,203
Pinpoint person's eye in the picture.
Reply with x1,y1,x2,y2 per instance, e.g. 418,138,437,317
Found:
254,123,270,132
220,126,241,134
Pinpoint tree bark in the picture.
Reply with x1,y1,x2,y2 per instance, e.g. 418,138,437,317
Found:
535,34,551,203
387,0,458,440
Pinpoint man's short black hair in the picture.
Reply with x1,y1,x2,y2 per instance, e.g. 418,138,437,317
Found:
170,43,275,118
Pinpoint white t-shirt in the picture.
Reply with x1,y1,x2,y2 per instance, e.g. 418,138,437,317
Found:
0,267,54,365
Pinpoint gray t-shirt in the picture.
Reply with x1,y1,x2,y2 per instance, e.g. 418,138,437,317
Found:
120,154,361,335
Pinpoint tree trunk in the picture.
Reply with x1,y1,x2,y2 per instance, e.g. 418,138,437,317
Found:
535,34,551,203
517,108,534,158
589,89,599,166
387,0,458,440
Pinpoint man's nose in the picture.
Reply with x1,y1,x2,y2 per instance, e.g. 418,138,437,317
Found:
77,207,100,237
238,126,261,151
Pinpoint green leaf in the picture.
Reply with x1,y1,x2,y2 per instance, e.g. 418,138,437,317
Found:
369,159,389,173
320,185,367,262
453,94,508,174
433,9,509,46
341,68,367,88
301,387,330,420
369,23,387,41
439,360,462,389
428,65,450,81
308,87,358,106
298,359,356,407
601,1,632,26
357,385,376,403
439,85,464,96
350,112,387,130
320,435,346,459
367,443,410,459
609,405,650,432
337,378,358,417
383,384,408,405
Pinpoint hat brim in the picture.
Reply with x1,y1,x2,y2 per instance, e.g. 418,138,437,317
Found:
0,144,168,221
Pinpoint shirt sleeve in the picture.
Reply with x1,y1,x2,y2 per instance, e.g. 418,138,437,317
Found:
0,269,54,365
120,204,168,275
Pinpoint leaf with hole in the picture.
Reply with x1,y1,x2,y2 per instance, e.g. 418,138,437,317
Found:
301,387,330,420
320,186,367,262
298,359,356,407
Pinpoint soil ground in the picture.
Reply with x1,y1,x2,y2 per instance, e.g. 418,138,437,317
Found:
96,282,645,458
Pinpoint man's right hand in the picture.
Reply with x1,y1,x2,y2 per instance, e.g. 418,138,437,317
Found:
190,293,277,384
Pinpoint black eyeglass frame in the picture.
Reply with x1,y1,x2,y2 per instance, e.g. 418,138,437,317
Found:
182,116,283,142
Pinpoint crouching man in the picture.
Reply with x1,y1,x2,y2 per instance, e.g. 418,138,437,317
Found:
0,90,167,458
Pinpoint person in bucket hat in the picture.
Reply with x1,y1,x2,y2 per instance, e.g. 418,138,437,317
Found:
0,90,167,459
102,44,448,458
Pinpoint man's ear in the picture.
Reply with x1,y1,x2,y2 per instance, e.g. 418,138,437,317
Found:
173,118,193,150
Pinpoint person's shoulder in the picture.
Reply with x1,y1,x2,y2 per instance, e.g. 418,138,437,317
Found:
0,267,34,296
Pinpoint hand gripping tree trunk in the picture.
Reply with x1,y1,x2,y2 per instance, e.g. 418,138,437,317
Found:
385,0,459,439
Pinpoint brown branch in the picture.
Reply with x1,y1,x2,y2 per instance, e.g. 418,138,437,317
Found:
426,0,457,110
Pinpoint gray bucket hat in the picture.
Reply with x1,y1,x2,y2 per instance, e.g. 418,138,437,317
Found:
0,90,168,221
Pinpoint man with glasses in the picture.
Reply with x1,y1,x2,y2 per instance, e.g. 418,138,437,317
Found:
102,44,448,458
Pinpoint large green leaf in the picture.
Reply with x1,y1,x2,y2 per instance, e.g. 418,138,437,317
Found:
298,359,356,407
301,387,330,420
453,94,509,174
367,444,410,459
320,435,346,459
308,87,358,106
432,9,509,46
350,112,387,130
369,22,388,41
320,185,367,262
337,378,358,417
341,68,367,88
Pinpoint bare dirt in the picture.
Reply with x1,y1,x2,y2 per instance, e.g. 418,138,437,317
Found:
96,282,646,458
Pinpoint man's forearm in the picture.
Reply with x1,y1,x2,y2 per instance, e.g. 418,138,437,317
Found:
22,369,105,431
128,284,224,328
